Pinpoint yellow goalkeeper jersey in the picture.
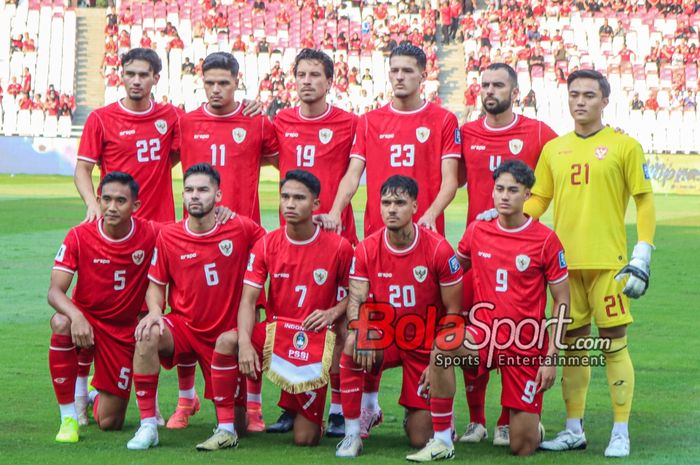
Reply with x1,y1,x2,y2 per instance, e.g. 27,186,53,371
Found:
532,127,653,270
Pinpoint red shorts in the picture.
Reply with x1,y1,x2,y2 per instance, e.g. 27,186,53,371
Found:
249,322,326,426
464,324,544,415
85,315,135,400
161,314,216,399
381,345,431,411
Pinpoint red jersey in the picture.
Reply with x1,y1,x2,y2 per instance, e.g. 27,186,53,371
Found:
78,100,182,223
461,114,557,223
244,226,353,321
53,217,159,332
351,224,462,328
350,102,461,237
178,104,278,223
273,105,359,244
148,215,265,344
457,217,567,350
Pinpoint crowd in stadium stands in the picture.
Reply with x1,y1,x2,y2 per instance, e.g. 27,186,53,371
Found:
102,0,442,115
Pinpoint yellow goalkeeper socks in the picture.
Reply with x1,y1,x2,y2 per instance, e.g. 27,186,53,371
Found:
603,336,634,423
562,337,591,420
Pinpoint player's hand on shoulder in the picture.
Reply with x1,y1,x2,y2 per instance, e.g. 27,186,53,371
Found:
607,124,627,135
239,342,260,378
82,203,102,224
214,205,236,224
134,312,164,341
314,213,342,234
71,313,94,348
303,309,334,332
241,99,263,117
417,211,438,232
475,208,498,222
615,242,653,299
535,364,556,392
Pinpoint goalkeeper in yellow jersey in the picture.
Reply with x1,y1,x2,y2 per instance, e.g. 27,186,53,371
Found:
530,70,655,458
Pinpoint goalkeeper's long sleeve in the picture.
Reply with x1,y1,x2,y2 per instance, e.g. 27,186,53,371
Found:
524,194,551,219
634,192,656,247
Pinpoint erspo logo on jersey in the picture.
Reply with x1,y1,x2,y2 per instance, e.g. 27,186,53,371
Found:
348,301,573,367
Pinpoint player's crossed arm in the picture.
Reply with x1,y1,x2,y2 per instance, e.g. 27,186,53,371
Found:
48,269,94,347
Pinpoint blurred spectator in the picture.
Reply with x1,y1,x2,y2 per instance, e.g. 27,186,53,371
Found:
8,77,22,97
645,92,660,112
182,57,195,75
21,67,32,93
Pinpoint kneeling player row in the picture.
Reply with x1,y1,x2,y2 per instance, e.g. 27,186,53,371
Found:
49,162,571,460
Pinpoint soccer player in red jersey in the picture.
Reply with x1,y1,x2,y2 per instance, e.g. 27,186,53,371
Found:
75,48,181,224
335,175,463,458
272,49,359,436
179,52,278,224
209,170,353,448
48,172,159,443
458,63,557,446
323,44,461,238
126,164,265,450
178,51,275,430
273,49,359,246
322,44,462,434
408,160,570,461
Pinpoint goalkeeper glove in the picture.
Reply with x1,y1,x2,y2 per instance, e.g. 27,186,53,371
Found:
615,242,653,299
475,208,498,221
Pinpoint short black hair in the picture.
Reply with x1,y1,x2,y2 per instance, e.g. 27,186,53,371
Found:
389,44,427,70
380,175,419,200
99,171,139,199
294,48,334,79
280,169,321,198
567,69,611,98
184,163,221,187
492,160,535,188
485,63,518,88
121,48,162,74
202,51,240,77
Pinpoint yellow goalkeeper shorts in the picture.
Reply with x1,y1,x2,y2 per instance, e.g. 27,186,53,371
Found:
568,269,633,331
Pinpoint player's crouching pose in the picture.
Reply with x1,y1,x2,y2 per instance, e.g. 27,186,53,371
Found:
408,161,570,461
126,163,264,450
49,172,159,442
211,169,354,447
335,175,463,458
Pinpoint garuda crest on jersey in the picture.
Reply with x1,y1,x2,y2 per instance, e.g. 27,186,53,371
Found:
318,128,333,145
232,128,247,144
413,265,428,283
509,138,523,155
132,249,145,265
219,239,233,257
154,119,168,135
515,254,530,272
595,146,608,160
416,127,430,143
313,268,328,285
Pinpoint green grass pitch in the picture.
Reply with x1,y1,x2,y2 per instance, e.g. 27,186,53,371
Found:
0,174,699,464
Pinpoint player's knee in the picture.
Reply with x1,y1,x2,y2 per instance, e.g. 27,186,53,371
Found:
215,330,238,354
50,313,71,334
135,328,160,354
407,429,430,449
510,439,538,456
97,413,125,431
293,429,321,447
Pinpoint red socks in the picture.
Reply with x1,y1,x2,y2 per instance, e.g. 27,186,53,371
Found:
431,396,454,433
211,352,239,424
465,371,488,425
340,353,363,420
330,372,342,405
49,334,77,405
133,373,159,420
